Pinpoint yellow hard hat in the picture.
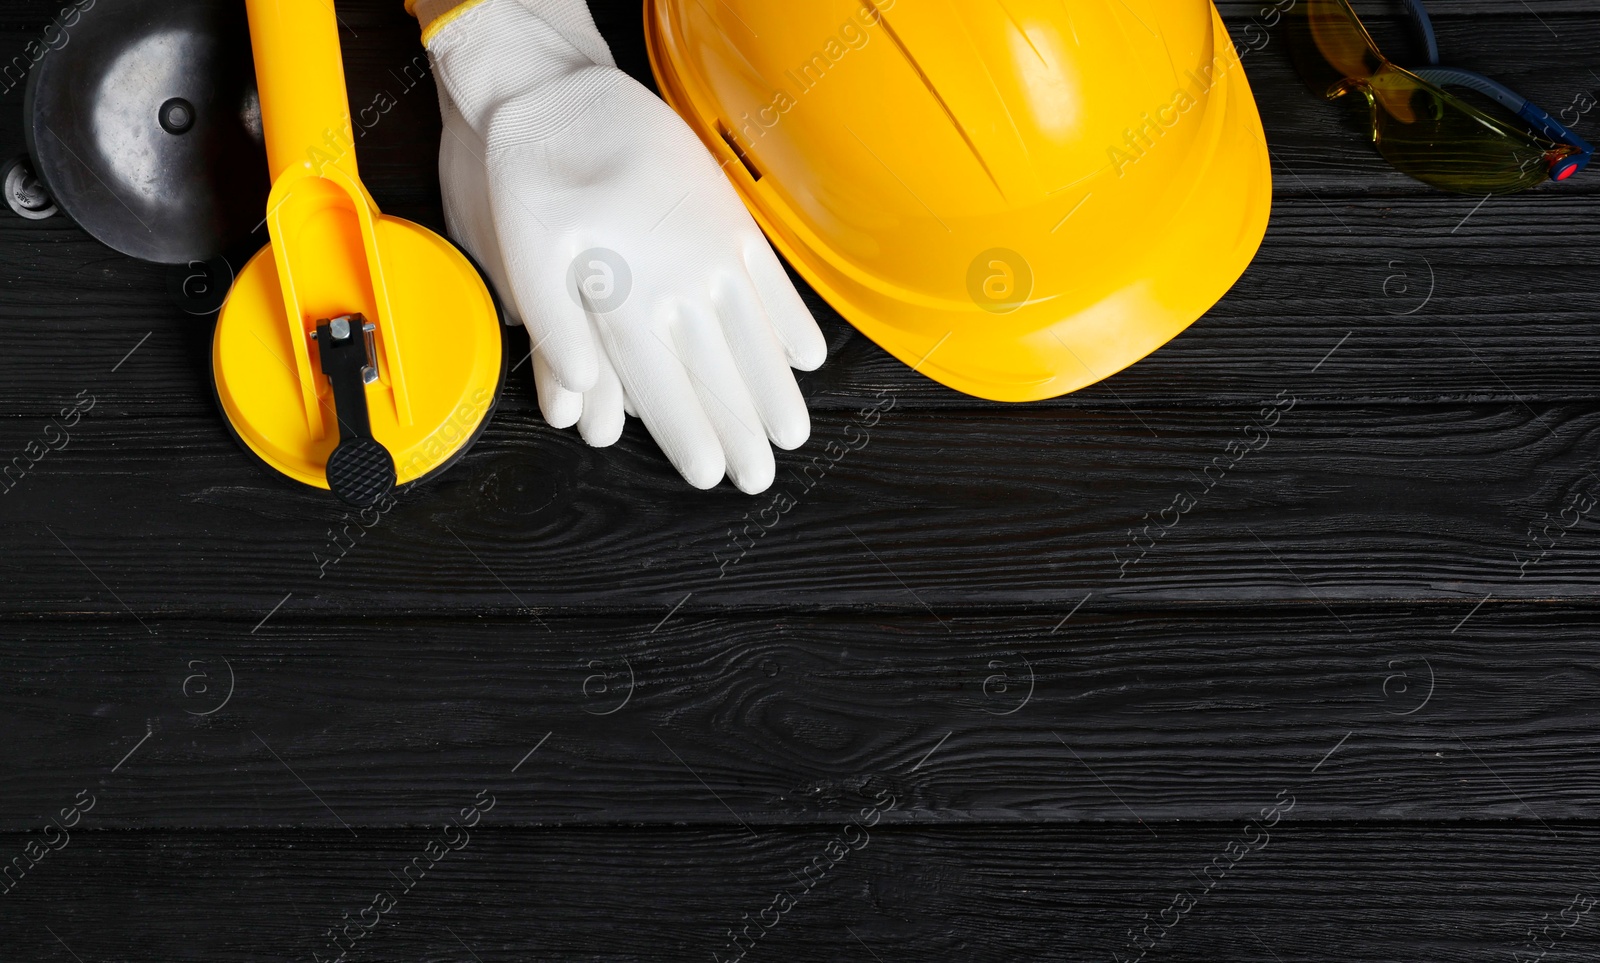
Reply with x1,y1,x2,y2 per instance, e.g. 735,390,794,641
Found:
645,0,1271,402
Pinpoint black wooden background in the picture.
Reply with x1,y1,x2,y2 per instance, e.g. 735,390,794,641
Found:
2,1,1598,960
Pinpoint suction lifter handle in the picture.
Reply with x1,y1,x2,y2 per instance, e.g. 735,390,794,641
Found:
244,0,359,183
314,315,396,508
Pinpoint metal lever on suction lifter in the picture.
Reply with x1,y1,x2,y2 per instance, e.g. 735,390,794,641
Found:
312,314,396,507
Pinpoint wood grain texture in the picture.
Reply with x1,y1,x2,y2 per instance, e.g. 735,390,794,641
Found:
0,17,1597,416
0,826,1596,962
2,402,1599,615
0,1,1595,957
2,191,1600,419
0,606,1596,829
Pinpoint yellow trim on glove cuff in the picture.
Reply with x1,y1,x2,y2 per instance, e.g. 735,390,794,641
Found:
411,0,488,45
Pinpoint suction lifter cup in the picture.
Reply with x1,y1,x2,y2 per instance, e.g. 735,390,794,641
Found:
213,0,503,506
25,0,269,264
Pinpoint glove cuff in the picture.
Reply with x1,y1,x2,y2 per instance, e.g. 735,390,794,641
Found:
411,0,615,66
409,0,473,41
420,0,622,135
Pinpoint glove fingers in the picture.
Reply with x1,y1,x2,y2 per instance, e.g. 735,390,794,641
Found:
598,311,726,490
489,179,600,393
517,252,601,393
533,347,583,430
576,346,626,448
714,273,812,452
671,303,776,495
743,236,827,372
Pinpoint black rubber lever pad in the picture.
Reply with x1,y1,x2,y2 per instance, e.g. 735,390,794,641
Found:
315,316,396,508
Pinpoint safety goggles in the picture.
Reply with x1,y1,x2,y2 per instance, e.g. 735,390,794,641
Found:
1286,0,1592,193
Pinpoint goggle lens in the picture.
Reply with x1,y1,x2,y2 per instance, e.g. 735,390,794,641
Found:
1287,0,1576,194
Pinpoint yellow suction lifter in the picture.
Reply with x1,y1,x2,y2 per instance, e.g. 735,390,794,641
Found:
213,0,503,507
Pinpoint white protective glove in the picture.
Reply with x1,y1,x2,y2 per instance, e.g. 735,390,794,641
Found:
413,0,828,493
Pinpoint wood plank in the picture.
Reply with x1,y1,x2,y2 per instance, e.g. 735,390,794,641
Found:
2,191,1600,418
2,8,1599,414
1,402,1598,615
0,4,1596,415
2,605,1598,828
0,825,1593,961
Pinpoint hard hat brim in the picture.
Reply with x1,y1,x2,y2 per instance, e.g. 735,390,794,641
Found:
647,3,1272,402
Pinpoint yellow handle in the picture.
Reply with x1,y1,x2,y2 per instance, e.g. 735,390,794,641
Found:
243,0,413,434
245,0,360,183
